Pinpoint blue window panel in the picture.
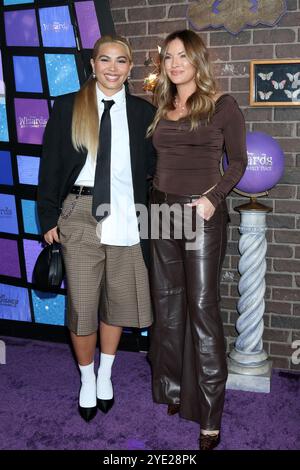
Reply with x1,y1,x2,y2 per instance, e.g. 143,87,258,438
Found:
0,151,13,185
0,98,9,142
21,199,41,234
17,155,40,185
13,56,43,93
0,193,18,234
0,284,31,322
4,1,34,5
31,290,66,326
4,10,39,47
45,54,80,97
39,6,76,48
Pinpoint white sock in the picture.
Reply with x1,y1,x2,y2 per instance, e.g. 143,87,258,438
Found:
97,353,115,400
78,361,96,408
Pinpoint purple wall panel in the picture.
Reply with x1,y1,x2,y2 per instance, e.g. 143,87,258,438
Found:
14,98,49,145
0,238,21,278
75,1,101,49
4,10,39,47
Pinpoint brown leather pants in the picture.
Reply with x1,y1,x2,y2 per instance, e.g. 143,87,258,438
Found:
149,189,229,430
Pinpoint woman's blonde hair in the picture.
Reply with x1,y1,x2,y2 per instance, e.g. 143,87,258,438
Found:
71,35,133,157
147,30,217,136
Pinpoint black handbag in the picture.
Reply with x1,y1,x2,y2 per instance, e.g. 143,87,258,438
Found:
33,242,65,290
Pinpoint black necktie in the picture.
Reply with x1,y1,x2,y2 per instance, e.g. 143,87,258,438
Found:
92,99,115,221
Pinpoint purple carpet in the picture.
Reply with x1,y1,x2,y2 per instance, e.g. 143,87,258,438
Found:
0,336,299,450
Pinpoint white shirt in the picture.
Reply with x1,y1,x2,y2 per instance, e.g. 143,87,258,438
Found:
74,85,139,246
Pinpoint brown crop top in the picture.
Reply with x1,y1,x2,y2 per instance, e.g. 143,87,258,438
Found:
152,94,248,208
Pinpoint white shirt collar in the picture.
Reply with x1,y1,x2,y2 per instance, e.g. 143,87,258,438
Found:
96,84,126,108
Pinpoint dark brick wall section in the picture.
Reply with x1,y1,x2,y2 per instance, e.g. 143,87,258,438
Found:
110,0,300,370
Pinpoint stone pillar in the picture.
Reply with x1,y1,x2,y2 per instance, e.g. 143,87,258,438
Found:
226,198,272,393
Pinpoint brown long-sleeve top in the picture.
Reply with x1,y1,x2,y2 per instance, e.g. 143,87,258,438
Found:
152,94,248,207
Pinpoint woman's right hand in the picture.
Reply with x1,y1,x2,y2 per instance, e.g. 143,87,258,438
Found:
44,226,60,244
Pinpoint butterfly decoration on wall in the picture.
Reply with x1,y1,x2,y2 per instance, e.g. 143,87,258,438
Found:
256,67,300,103
251,59,300,105
258,72,273,81
271,80,286,90
284,88,300,100
286,72,300,89
258,91,273,100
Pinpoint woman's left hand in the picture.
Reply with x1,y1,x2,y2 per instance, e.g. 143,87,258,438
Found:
187,196,216,221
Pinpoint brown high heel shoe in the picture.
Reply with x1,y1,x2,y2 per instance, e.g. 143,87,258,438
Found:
167,404,180,415
199,432,220,450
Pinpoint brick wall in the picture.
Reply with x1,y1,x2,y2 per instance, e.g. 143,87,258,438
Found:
110,0,300,370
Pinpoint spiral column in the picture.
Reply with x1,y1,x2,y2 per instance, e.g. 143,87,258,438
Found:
226,199,272,392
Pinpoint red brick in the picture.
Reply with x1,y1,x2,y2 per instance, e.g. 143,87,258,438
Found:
243,107,273,121
116,22,146,36
253,29,295,44
285,155,296,167
274,259,300,272
148,0,177,3
210,47,230,62
131,66,151,80
221,297,237,310
267,215,295,229
268,186,297,199
266,273,293,287
279,12,300,27
231,77,249,92
148,19,187,35
168,5,188,18
275,200,300,214
274,108,300,121
253,123,294,137
231,45,273,60
293,304,300,315
220,311,229,324
286,0,298,10
276,44,300,58
281,168,300,184
276,138,300,153
267,244,293,258
130,35,163,50
128,6,166,21
210,31,251,46
270,342,294,356
269,356,290,369
274,229,300,244
263,328,291,342
111,9,126,22
215,77,230,93
111,0,145,6
213,61,249,78
223,325,238,337
229,92,249,106
273,289,300,302
265,301,292,315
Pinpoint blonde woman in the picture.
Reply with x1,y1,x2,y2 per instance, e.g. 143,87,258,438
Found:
37,36,156,422
148,30,247,450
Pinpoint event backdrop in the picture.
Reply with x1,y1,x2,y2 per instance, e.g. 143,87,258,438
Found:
0,0,147,348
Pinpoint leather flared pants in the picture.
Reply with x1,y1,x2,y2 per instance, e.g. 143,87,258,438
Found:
149,192,229,430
